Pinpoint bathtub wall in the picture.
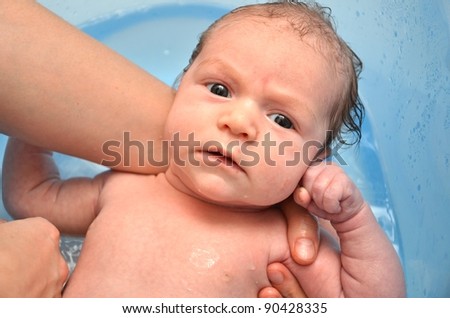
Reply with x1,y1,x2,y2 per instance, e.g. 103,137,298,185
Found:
38,0,450,297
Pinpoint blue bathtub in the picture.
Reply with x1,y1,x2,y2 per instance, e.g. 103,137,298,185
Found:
0,0,448,297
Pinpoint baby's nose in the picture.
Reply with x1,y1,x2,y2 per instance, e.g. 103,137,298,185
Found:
217,101,259,140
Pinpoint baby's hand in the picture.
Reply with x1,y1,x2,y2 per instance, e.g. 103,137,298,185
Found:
295,162,365,224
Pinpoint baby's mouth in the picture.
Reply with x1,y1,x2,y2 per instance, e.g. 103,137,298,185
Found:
206,151,236,166
200,146,244,172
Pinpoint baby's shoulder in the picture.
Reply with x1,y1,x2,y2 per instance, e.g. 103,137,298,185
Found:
100,170,159,183
97,170,162,196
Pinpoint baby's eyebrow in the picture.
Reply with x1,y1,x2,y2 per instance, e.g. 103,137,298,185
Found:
196,58,240,79
196,57,321,131
259,83,320,131
196,58,230,70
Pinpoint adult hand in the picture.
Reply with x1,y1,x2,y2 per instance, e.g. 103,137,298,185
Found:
0,217,69,297
258,263,307,298
281,195,319,265
259,194,319,297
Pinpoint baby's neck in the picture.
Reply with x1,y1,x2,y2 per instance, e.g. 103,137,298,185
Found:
160,170,271,214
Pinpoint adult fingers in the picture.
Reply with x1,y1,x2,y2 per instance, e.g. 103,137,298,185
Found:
266,263,307,298
280,196,319,265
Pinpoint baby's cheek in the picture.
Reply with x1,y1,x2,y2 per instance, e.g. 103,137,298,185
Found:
273,140,306,167
282,169,304,194
269,166,304,201
274,144,307,184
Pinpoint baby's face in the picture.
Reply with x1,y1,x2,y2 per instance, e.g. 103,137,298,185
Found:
165,17,341,208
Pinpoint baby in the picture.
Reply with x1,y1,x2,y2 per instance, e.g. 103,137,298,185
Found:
2,1,405,297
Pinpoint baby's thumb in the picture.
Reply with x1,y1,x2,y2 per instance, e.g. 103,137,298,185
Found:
294,187,311,209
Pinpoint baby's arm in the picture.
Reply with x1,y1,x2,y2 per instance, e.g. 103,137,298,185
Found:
290,162,405,297
2,138,106,235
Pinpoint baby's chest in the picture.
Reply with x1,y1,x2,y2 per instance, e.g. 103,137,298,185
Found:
98,176,288,257
89,192,288,296
98,193,280,261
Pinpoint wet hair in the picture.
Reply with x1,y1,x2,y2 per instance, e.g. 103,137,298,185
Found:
182,0,364,148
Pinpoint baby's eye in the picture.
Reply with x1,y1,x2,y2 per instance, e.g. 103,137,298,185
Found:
268,114,294,129
207,83,231,98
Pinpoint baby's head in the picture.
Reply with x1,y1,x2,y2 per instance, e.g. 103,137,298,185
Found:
183,0,364,150
165,1,364,208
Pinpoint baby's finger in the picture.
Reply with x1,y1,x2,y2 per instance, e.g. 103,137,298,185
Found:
320,175,344,214
295,186,335,219
303,200,331,220
293,187,311,209
300,161,327,191
308,165,345,212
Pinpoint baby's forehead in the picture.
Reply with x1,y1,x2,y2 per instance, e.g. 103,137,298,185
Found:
212,6,342,61
211,13,344,77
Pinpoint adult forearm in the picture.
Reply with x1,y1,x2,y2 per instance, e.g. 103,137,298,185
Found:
0,0,175,173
